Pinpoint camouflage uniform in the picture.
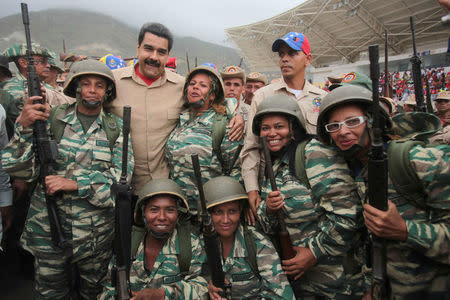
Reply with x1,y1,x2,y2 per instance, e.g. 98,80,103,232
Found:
166,100,242,215
353,143,450,298
2,102,134,299
208,224,294,299
99,228,208,299
257,138,365,298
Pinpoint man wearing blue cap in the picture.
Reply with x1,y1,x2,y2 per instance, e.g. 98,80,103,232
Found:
240,32,327,225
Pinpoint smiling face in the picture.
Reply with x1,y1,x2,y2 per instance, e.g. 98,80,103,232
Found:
327,104,369,151
136,32,169,79
143,195,178,236
260,114,292,152
210,200,241,241
187,72,212,104
78,75,107,114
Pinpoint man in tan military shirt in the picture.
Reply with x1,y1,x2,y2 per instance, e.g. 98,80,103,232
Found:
240,32,327,224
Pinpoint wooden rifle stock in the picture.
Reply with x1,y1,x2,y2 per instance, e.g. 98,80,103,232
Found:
260,137,295,260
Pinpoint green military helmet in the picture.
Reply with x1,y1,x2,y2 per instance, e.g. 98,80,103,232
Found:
317,84,391,146
392,112,441,141
134,178,189,226
63,59,116,101
183,65,225,104
252,94,306,136
2,43,52,61
204,176,248,210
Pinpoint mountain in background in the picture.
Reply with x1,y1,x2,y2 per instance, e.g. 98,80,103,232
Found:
0,9,245,75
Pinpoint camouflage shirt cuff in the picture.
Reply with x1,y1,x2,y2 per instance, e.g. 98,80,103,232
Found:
404,219,434,252
15,122,33,137
76,177,91,198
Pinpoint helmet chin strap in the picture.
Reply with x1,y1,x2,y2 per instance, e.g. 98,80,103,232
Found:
76,83,104,110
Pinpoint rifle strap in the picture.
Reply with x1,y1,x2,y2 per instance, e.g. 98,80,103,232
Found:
387,140,427,209
212,113,228,174
49,103,120,152
243,225,261,281
130,225,146,259
291,138,311,190
177,220,192,274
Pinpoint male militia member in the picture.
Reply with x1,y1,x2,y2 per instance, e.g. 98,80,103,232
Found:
2,59,134,299
100,179,207,299
243,71,267,105
240,32,327,224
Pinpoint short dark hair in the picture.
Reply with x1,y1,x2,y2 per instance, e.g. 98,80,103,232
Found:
138,22,173,52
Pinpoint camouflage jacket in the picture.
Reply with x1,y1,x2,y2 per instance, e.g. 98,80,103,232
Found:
257,139,365,298
1,103,134,255
354,143,450,297
203,224,294,299
166,102,241,215
99,229,208,300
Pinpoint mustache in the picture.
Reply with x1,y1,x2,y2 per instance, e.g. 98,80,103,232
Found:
144,58,161,67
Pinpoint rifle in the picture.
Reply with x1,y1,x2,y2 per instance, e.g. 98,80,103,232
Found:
368,45,389,300
409,16,426,112
191,154,230,299
21,2,71,256
425,74,434,113
111,106,133,300
260,136,301,298
238,57,243,68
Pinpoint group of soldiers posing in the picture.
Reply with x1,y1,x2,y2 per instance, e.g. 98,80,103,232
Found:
0,18,449,300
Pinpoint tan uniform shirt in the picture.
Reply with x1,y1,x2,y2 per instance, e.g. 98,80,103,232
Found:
106,66,185,191
240,79,327,192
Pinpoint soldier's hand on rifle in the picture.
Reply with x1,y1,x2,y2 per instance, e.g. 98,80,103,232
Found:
282,246,317,280
45,175,78,195
130,288,165,300
17,95,50,129
208,279,229,300
245,190,261,226
228,114,245,141
266,188,284,214
363,200,408,241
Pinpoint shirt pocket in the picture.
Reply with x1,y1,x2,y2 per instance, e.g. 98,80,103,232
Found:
92,144,112,168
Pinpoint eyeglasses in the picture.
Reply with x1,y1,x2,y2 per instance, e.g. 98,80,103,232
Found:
325,116,367,133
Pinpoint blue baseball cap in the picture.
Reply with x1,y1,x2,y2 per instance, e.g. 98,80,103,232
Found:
272,32,310,55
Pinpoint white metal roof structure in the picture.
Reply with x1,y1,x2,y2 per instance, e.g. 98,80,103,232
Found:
226,0,449,72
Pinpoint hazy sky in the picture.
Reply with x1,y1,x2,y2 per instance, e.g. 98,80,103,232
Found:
1,0,305,46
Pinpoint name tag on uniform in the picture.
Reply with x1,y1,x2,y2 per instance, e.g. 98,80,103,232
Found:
232,272,254,282
163,274,183,284
96,140,109,148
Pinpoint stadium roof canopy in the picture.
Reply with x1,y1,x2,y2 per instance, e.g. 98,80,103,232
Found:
226,0,449,72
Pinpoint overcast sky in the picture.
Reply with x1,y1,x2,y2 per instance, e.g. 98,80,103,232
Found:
1,0,305,46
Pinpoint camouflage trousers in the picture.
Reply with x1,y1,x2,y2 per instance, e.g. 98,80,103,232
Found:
33,245,112,300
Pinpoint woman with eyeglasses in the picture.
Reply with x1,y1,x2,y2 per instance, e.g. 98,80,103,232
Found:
252,94,365,299
316,84,450,298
